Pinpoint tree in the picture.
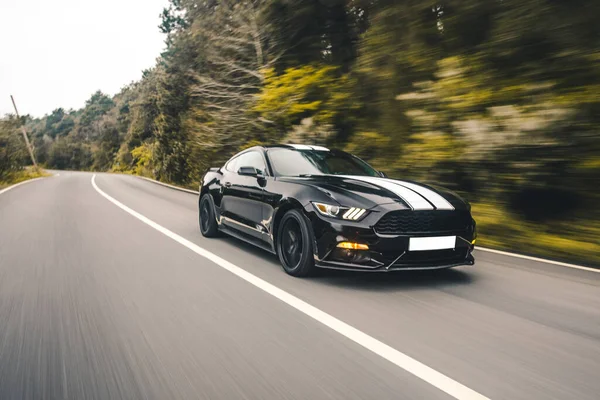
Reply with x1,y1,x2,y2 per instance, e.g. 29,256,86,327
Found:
79,91,115,139
254,64,356,143
179,0,278,179
159,0,190,45
0,117,27,180
93,125,121,170
265,0,369,71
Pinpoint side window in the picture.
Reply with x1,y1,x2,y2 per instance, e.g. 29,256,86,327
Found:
234,151,266,175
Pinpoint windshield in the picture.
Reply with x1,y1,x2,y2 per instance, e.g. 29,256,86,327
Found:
268,148,380,177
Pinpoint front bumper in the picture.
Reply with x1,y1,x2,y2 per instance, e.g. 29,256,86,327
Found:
316,249,475,272
305,205,476,272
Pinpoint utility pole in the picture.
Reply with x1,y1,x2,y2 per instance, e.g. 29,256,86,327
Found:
10,95,38,168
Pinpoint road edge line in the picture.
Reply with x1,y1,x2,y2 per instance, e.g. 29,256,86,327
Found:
0,177,44,196
91,174,490,400
476,247,598,273
136,176,199,195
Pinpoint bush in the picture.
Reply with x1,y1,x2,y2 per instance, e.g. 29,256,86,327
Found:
0,117,28,181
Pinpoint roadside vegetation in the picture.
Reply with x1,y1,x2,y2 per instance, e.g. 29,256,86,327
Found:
0,117,49,189
1,0,598,266
473,202,599,267
0,167,50,190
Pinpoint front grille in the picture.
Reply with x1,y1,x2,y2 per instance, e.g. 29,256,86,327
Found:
374,210,471,235
389,249,469,269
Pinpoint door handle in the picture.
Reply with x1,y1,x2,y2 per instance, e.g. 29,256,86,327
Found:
223,181,232,188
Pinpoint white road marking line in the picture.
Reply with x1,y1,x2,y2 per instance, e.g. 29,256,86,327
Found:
0,178,44,196
476,247,598,273
91,174,490,400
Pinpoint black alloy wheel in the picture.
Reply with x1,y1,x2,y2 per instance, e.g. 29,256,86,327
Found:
282,219,303,267
276,209,315,277
199,194,218,237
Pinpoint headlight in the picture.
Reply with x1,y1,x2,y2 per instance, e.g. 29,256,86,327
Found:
313,202,340,217
342,207,367,220
312,202,367,221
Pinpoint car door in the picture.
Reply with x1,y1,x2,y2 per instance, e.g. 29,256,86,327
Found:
220,150,268,241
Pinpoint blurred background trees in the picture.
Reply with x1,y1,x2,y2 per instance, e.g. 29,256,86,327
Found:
3,0,599,263
0,117,28,181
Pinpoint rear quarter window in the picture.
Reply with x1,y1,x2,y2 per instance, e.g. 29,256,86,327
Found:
225,157,239,172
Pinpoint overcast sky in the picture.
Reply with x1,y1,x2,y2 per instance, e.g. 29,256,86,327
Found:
0,0,169,117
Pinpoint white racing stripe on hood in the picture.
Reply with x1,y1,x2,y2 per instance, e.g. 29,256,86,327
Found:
386,180,455,210
341,176,434,210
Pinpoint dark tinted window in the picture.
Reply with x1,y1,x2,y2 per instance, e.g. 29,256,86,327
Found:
268,148,380,177
234,151,266,175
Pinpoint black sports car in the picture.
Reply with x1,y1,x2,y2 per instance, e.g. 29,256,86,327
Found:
198,144,476,277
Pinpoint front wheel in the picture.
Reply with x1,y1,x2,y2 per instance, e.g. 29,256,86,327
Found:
199,194,219,237
276,210,315,277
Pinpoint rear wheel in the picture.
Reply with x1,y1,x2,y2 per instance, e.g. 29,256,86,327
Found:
276,210,315,277
199,194,218,237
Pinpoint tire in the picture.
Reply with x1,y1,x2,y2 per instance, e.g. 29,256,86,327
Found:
199,194,219,237
276,209,315,277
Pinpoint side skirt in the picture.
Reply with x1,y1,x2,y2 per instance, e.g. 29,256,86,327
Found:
218,225,277,255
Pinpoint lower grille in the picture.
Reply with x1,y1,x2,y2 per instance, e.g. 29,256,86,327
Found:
389,249,469,268
374,210,471,235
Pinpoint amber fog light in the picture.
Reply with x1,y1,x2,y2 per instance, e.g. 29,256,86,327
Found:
336,242,369,250
330,248,371,264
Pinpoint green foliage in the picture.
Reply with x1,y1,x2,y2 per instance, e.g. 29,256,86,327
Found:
44,108,76,138
159,0,189,40
0,167,50,189
80,91,114,127
130,143,155,177
0,117,28,181
47,137,93,171
152,67,190,184
255,65,356,138
344,131,395,172
265,0,368,71
93,127,121,170
473,202,600,267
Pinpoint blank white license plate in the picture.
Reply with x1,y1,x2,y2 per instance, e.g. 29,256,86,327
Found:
409,236,456,251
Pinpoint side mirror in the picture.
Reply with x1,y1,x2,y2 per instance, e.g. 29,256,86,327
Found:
379,170,388,178
238,166,258,176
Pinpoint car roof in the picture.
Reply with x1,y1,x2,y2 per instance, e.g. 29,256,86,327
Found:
231,144,330,157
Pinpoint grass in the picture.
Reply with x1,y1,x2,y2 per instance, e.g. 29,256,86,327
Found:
472,202,600,268
0,167,51,189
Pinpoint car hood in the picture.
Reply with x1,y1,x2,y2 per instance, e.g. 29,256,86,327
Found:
280,175,470,211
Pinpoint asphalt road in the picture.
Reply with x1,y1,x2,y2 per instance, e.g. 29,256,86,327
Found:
1,171,599,400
